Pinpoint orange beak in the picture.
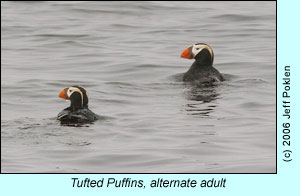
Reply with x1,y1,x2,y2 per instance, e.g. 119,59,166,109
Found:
180,46,193,59
59,88,68,100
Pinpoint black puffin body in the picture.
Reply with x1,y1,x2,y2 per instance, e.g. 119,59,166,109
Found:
57,86,99,125
181,43,224,84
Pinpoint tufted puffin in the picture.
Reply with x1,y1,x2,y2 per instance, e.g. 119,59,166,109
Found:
180,43,224,84
57,86,99,125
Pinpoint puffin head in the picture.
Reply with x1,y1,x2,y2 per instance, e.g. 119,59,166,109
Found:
180,43,214,65
59,86,89,109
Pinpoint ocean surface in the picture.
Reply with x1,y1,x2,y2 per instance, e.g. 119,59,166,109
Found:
1,1,276,173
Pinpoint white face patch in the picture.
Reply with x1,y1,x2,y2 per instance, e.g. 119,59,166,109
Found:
191,44,214,61
67,87,83,106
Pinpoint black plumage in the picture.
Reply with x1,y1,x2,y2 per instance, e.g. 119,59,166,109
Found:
57,86,99,125
181,43,224,84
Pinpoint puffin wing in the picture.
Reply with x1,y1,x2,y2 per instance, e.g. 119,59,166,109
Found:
78,108,98,121
57,108,71,120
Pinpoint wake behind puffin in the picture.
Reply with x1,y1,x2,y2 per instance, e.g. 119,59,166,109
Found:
180,43,224,84
57,86,99,126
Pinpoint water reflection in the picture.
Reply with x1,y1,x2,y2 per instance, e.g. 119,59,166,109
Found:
184,84,220,117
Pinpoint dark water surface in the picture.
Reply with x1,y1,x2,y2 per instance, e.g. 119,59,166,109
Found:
1,1,276,173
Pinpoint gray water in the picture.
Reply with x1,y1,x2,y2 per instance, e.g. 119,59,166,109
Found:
1,1,276,173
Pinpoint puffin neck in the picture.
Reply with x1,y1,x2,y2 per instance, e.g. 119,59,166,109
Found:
69,91,85,110
194,49,213,67
72,86,89,107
